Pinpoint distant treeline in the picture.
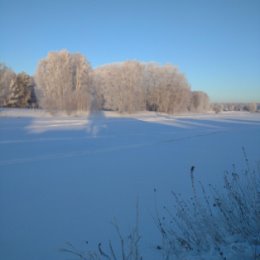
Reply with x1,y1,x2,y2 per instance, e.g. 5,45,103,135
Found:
0,50,258,114
212,102,259,113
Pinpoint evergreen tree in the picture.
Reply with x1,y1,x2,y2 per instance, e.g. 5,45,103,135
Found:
7,72,37,108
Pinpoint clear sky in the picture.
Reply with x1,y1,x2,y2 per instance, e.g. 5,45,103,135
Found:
0,0,259,102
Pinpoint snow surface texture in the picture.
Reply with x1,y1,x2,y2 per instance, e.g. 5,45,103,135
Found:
0,109,259,260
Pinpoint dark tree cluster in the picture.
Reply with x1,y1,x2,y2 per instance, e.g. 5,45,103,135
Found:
0,64,37,108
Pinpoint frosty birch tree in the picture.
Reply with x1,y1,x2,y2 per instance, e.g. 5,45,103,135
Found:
35,50,95,113
190,91,210,112
94,61,193,114
0,63,16,107
245,102,257,112
94,61,146,113
144,63,191,113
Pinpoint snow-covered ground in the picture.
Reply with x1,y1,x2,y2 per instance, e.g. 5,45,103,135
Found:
0,109,259,260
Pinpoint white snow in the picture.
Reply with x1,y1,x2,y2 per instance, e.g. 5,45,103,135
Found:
0,109,259,260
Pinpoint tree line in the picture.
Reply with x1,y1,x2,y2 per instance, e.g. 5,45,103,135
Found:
1,49,257,114
34,50,210,114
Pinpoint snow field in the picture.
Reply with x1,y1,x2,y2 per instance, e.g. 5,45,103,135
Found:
0,110,260,260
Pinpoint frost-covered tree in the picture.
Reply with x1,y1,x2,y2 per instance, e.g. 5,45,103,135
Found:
0,63,16,106
212,103,223,114
144,63,191,113
94,61,146,113
244,102,257,112
7,72,37,108
95,62,192,114
35,50,95,113
189,91,210,112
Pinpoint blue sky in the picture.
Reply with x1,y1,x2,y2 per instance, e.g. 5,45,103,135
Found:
0,0,259,102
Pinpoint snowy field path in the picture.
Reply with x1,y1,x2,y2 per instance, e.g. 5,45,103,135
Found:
0,110,260,260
